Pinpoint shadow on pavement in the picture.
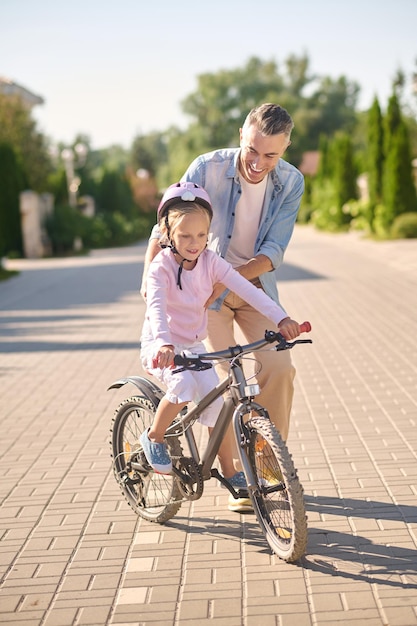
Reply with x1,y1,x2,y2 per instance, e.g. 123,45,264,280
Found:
305,494,417,523
301,532,417,589
301,493,417,588
276,263,324,281
165,514,272,554
0,259,323,354
162,494,417,589
0,260,143,310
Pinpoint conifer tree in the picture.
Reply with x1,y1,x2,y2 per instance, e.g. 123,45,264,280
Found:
0,143,25,258
384,92,402,156
367,97,384,208
333,132,357,225
316,134,331,180
380,120,417,231
374,91,417,234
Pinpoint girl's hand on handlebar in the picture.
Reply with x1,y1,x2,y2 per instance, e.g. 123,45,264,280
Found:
278,317,301,340
152,345,175,369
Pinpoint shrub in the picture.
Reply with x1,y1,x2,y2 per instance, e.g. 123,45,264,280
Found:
390,212,417,239
45,204,88,255
45,205,156,254
297,176,313,224
346,199,374,234
297,202,314,224
310,180,350,232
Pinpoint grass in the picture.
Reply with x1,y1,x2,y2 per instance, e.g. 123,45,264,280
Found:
0,266,19,282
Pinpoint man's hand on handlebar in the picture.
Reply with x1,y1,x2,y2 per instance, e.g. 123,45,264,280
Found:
278,317,302,341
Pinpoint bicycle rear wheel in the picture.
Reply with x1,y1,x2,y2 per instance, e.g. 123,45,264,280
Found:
110,396,183,523
245,415,307,562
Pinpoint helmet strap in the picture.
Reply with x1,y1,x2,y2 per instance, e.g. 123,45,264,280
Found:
164,213,205,289
176,258,187,290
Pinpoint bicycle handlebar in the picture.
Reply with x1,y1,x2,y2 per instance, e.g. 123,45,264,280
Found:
173,322,312,372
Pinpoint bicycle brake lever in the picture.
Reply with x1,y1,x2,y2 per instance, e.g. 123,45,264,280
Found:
172,357,212,373
276,338,313,351
274,333,289,350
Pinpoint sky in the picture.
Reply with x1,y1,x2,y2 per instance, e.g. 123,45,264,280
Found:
2,0,416,150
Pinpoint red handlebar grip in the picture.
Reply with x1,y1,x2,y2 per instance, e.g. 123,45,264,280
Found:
299,321,311,333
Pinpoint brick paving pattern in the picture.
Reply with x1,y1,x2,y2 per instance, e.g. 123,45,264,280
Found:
0,226,416,626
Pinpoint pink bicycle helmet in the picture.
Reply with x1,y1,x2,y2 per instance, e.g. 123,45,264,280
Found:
157,182,213,222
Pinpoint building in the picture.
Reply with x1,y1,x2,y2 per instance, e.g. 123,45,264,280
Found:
298,150,320,177
0,76,44,109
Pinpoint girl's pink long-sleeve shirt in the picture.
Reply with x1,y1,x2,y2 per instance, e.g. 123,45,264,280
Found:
141,248,288,351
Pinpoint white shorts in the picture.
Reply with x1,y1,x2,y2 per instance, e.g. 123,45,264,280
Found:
141,342,223,427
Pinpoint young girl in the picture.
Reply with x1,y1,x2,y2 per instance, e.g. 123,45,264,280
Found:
140,182,301,481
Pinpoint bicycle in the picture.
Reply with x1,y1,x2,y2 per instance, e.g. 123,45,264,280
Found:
109,323,312,562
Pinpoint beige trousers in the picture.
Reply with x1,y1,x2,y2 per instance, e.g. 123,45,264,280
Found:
205,289,296,446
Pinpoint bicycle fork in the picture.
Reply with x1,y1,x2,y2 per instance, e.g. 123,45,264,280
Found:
232,403,275,495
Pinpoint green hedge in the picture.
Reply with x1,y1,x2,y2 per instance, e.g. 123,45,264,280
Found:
390,212,417,239
45,205,155,255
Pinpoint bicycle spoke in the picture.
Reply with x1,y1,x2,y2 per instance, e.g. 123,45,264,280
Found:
246,417,307,562
110,396,183,523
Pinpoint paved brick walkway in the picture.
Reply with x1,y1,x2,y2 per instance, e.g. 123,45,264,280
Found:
0,226,416,626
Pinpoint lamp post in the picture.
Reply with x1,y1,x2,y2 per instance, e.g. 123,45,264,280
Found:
61,143,88,207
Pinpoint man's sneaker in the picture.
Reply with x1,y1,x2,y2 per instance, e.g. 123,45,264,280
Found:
228,494,253,512
223,471,253,512
139,430,172,474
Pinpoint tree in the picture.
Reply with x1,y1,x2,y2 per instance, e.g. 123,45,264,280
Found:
284,53,313,98
0,143,25,257
300,76,360,154
384,92,402,156
316,134,331,180
378,120,417,232
131,132,167,178
181,56,286,153
0,93,51,191
310,132,357,231
333,132,358,219
96,168,134,216
366,97,384,215
371,91,417,235
173,55,361,170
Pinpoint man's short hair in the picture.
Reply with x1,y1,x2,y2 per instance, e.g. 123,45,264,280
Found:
243,103,294,137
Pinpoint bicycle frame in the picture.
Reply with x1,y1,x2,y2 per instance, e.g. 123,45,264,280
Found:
166,358,264,489
165,333,302,504
110,330,311,493
109,328,312,561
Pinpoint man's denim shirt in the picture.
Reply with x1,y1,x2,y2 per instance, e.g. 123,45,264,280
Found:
150,148,304,311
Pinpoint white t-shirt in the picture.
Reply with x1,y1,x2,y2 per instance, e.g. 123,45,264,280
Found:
225,175,268,268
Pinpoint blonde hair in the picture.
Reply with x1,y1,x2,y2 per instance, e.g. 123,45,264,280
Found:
160,202,211,246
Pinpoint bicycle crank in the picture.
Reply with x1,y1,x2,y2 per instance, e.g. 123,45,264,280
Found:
172,457,204,500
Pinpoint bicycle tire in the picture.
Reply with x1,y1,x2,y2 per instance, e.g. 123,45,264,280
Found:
110,396,183,523
244,416,307,562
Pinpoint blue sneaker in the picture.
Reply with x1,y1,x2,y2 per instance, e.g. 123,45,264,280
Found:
139,430,172,474
228,471,247,489
221,471,248,492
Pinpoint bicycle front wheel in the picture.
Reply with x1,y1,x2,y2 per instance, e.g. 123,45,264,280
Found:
245,416,307,562
110,396,183,523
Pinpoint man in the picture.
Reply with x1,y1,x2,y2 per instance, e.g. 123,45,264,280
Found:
141,103,304,511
